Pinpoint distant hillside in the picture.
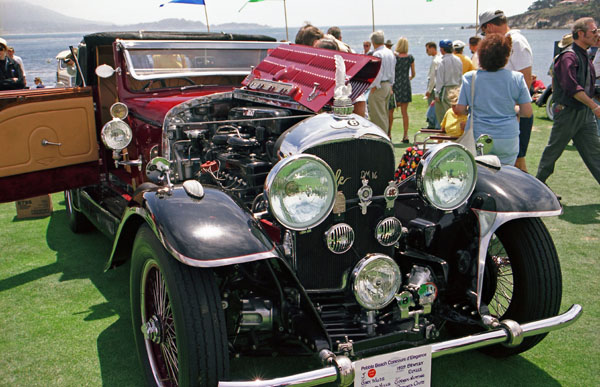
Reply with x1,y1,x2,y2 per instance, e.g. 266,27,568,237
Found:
0,1,268,34
508,0,600,29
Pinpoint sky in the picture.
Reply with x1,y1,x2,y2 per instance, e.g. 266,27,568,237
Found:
24,0,534,28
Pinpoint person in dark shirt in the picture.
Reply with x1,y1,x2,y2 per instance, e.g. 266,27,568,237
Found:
536,17,600,185
0,38,25,90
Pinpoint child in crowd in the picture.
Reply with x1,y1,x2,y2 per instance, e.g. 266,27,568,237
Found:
440,88,466,137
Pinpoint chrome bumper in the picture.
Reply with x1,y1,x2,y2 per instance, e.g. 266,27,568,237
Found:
219,304,582,387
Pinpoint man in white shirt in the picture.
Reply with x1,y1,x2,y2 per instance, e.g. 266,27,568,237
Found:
480,9,533,172
425,42,442,128
7,46,26,87
469,36,481,68
368,30,396,135
434,39,462,125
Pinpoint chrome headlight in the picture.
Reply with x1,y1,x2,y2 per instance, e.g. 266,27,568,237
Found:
352,254,401,310
265,154,336,231
416,143,476,210
101,118,132,150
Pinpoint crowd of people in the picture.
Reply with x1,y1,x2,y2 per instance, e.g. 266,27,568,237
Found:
2,12,599,185
292,10,600,185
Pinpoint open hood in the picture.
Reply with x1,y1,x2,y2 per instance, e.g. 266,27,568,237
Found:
241,44,381,112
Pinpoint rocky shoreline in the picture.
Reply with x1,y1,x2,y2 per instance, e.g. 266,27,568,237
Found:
472,2,600,30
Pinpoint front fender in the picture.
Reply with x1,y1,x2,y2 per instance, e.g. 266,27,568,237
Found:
105,185,277,269
473,164,561,214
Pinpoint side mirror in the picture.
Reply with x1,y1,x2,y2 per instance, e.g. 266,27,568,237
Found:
146,157,171,183
95,64,116,78
476,134,494,156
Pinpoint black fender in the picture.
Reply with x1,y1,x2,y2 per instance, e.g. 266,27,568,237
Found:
106,183,332,351
472,163,561,213
105,184,278,270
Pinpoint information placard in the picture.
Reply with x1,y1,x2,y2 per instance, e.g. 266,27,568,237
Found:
354,345,432,387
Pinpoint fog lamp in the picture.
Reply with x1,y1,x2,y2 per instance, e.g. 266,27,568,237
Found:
324,223,355,254
352,254,401,310
375,217,402,246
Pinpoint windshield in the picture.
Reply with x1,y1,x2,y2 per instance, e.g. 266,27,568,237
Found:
119,40,283,81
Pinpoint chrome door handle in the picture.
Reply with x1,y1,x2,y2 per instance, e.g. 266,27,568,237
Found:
41,139,62,146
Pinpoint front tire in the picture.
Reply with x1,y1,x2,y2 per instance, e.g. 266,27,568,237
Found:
130,225,229,386
482,217,562,356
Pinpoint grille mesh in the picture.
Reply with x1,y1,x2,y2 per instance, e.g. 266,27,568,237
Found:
295,138,396,290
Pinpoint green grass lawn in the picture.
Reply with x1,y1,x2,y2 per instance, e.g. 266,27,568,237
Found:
1,97,598,386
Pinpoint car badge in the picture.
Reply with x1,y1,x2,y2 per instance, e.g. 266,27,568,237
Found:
357,178,373,215
384,180,398,209
333,191,346,214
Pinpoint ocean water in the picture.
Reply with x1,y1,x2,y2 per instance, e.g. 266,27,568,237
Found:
4,24,569,90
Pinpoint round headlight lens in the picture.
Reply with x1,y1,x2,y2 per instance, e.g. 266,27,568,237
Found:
101,118,133,150
352,254,401,310
265,154,336,231
416,143,477,210
110,102,129,119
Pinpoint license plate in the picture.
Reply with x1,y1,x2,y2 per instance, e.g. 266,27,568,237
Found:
354,345,432,387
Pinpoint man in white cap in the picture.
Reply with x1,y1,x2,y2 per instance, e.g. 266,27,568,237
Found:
452,40,474,74
368,30,396,134
0,38,25,90
479,9,533,173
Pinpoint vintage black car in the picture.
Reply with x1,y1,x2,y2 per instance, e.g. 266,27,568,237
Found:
0,31,581,386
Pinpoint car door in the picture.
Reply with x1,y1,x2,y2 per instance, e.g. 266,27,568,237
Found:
0,87,100,203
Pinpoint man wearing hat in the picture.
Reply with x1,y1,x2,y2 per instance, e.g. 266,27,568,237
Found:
479,9,533,173
452,40,475,74
537,17,600,186
0,38,25,90
434,39,462,125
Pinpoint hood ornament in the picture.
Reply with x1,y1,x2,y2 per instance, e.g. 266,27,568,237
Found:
332,55,353,117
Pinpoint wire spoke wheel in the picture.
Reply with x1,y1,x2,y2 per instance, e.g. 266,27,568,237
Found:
131,225,229,386
142,262,179,386
479,218,562,357
485,234,514,317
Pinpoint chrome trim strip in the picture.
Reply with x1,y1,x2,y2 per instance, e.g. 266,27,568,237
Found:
473,209,562,311
218,304,582,386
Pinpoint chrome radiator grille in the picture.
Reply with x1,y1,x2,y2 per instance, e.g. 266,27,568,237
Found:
295,138,396,290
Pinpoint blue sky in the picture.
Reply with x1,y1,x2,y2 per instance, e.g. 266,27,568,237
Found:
24,0,533,27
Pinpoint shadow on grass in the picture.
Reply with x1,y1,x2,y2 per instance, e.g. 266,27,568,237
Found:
0,205,564,386
432,351,561,386
0,207,143,386
560,203,600,225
